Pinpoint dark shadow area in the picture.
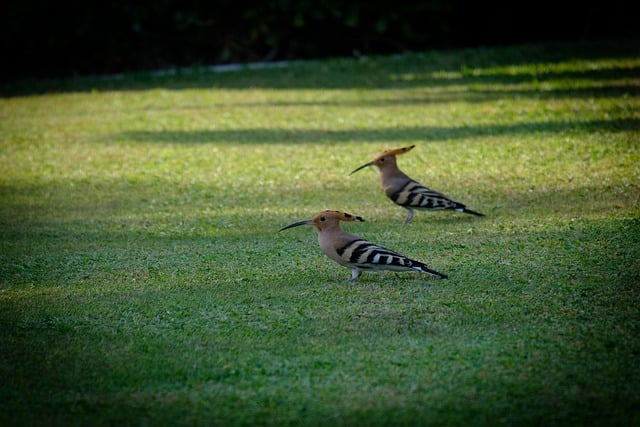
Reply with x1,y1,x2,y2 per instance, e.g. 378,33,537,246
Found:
397,64,640,85
2,174,638,288
2,39,638,97
1,214,638,426
137,82,639,110
111,118,639,145
3,0,638,83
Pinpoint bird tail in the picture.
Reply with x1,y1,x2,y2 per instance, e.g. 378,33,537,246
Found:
462,207,484,217
454,204,485,217
413,261,448,279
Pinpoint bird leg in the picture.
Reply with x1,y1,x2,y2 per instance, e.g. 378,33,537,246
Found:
348,269,362,282
402,208,414,225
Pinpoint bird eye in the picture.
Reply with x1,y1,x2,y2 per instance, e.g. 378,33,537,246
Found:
319,216,326,222
380,158,385,162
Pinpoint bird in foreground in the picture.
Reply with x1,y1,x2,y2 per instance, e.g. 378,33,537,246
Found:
279,210,448,282
350,145,485,225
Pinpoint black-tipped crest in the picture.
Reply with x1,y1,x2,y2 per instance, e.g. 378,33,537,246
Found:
279,210,364,232
350,145,416,175
317,210,365,223
378,145,415,158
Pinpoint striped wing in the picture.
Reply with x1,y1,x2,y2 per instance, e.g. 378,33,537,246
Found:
389,180,456,210
335,239,416,272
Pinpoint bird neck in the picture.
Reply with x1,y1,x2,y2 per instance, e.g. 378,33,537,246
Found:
315,222,341,235
378,161,405,181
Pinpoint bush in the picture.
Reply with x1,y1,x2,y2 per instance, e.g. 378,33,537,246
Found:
1,0,637,80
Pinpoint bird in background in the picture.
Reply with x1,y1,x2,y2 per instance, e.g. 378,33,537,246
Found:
279,210,448,282
350,145,485,225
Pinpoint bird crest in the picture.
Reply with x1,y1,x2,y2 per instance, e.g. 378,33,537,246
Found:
350,145,416,175
278,208,447,281
374,145,415,160
314,210,365,223
279,210,365,232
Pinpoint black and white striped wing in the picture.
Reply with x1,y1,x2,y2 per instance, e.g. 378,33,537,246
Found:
390,180,455,210
336,239,416,272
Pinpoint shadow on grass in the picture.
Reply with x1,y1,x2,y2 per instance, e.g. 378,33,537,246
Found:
2,173,638,288
135,82,640,111
1,216,638,426
2,39,638,97
2,175,638,424
111,117,639,145
269,76,639,108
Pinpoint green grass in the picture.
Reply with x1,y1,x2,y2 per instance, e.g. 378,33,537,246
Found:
1,39,639,426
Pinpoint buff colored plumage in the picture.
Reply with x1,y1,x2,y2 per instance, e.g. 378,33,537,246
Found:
350,145,484,224
279,210,447,281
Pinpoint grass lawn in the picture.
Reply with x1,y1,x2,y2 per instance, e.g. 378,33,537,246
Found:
1,39,639,426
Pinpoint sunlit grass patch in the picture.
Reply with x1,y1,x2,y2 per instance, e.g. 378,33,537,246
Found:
1,40,639,426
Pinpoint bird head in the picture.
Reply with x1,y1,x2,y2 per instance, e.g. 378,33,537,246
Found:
279,210,365,232
349,145,415,174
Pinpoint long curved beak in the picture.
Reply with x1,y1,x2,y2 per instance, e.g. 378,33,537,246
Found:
349,161,373,175
279,219,313,232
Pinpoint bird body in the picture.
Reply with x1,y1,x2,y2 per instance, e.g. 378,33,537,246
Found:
351,145,484,224
279,210,447,281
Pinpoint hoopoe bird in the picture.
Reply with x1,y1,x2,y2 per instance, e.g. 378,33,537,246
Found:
279,210,448,281
350,145,485,224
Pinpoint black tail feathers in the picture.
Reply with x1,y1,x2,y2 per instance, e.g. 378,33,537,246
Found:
414,261,448,279
454,203,485,217
462,207,485,217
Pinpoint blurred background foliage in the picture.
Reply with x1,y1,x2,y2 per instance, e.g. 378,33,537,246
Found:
2,0,637,80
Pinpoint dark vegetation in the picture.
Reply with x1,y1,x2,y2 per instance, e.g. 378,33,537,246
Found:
2,0,637,81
